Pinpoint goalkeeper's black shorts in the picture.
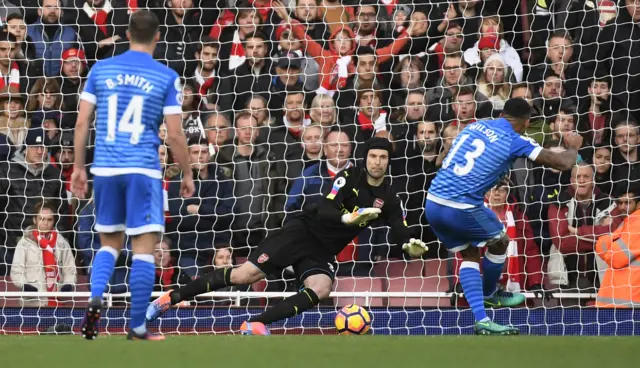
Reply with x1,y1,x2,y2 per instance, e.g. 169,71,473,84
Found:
247,218,336,282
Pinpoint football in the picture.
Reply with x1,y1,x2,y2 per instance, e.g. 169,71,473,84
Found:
334,304,371,335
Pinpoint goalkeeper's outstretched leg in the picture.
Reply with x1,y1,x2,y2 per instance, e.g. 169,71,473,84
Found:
148,217,337,332
240,273,331,335
146,262,266,322
146,261,332,336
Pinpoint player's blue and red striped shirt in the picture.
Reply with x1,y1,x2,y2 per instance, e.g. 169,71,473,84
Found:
80,50,182,179
428,118,542,208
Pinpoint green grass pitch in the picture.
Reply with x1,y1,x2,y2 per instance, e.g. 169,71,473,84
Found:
0,335,635,368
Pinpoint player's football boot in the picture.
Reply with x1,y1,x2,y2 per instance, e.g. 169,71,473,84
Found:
127,329,166,341
146,290,173,322
81,297,102,340
240,321,271,335
474,321,520,336
484,286,526,308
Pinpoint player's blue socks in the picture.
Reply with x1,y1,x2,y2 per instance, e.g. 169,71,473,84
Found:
482,252,506,297
90,246,119,300
459,261,489,322
130,254,156,334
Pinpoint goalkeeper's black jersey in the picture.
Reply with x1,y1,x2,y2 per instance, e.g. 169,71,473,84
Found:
298,166,412,256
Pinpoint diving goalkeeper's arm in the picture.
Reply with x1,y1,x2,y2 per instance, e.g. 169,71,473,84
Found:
383,194,428,258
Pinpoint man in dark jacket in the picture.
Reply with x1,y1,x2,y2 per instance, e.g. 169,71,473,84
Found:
26,0,78,77
153,0,216,76
217,32,273,113
610,116,640,195
285,130,353,214
0,128,67,275
74,0,131,62
595,0,640,124
217,112,270,251
168,137,232,277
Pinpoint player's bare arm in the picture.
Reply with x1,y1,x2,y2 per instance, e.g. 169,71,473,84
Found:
71,99,96,199
533,132,583,172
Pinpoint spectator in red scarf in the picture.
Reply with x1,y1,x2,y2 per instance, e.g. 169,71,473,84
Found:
334,47,391,124
0,32,20,92
76,0,131,61
187,37,225,111
153,236,191,291
11,200,76,307
7,13,43,95
353,1,383,49
429,21,463,69
215,1,263,71
218,32,272,112
274,0,413,96
270,87,309,144
485,180,544,294
341,83,391,158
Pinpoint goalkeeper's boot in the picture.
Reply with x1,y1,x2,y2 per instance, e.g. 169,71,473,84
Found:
484,286,525,308
146,290,173,322
240,321,271,336
127,329,166,341
474,321,520,336
81,297,102,340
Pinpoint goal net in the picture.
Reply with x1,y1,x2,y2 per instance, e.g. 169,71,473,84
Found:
0,0,638,336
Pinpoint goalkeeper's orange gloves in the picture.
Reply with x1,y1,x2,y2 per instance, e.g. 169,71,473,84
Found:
402,238,428,258
341,208,381,226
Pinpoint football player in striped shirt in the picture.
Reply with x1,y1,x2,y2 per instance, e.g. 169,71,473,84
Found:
426,98,582,335
71,10,194,341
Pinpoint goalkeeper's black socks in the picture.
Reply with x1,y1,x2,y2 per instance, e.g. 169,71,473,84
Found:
169,267,233,305
249,288,320,325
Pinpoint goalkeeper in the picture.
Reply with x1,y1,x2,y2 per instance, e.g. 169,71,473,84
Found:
146,137,427,335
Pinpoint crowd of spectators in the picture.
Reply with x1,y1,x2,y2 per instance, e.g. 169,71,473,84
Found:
0,0,639,305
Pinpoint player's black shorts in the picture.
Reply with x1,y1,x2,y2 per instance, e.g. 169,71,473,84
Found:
247,218,336,282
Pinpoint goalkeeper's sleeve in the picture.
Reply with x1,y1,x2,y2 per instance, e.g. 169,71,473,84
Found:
317,169,355,223
383,194,420,257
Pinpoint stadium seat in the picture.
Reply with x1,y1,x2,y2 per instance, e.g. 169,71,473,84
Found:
385,259,449,307
333,277,386,307
0,277,20,307
373,258,424,278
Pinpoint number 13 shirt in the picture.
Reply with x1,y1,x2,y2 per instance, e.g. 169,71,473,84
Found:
428,118,542,208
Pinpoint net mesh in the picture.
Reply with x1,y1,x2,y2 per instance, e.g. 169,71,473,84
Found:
0,0,638,335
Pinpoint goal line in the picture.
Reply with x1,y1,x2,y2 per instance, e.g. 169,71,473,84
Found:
0,291,596,307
